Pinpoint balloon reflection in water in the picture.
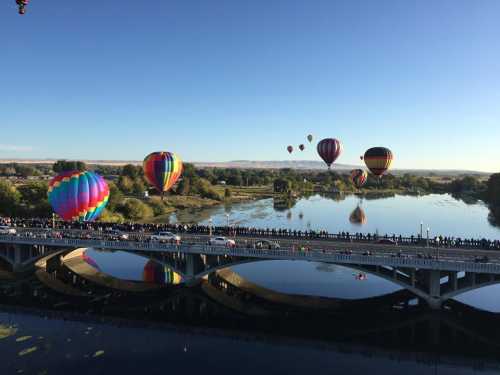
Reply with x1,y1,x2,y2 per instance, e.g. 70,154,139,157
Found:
143,260,182,285
82,251,101,271
349,206,367,225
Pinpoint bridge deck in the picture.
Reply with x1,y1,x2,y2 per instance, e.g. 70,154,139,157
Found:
2,235,500,274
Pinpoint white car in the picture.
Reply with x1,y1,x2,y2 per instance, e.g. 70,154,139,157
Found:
208,237,236,247
150,231,181,242
0,226,16,235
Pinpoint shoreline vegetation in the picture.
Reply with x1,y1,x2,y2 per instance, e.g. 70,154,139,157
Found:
0,160,498,226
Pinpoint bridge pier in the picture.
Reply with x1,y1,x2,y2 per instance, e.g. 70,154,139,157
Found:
184,254,204,287
427,270,442,310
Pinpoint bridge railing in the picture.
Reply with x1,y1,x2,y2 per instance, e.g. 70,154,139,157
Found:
12,226,500,251
3,235,500,274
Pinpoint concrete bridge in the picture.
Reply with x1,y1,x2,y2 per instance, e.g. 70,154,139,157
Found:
3,233,500,309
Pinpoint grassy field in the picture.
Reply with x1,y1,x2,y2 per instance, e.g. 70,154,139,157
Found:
213,185,274,201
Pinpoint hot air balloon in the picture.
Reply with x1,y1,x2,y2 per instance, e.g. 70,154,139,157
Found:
48,171,109,222
362,147,393,178
317,138,343,169
287,146,293,154
299,144,305,151
143,260,182,285
16,0,29,14
307,134,313,143
349,206,367,225
143,152,183,198
350,169,368,189
82,251,101,271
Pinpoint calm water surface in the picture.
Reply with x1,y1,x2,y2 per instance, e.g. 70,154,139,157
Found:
171,193,500,239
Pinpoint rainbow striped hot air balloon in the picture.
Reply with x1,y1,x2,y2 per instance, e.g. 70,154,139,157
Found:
143,260,182,285
143,152,183,197
48,171,109,222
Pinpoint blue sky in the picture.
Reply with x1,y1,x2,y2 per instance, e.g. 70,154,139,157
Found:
1,0,499,171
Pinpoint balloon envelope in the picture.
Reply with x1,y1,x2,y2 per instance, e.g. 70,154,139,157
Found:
350,169,368,189
317,138,343,168
143,260,182,285
363,147,393,177
287,146,293,154
349,206,367,225
48,171,109,222
307,134,313,143
143,152,183,193
299,144,305,151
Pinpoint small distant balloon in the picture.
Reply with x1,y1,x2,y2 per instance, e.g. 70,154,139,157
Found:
299,144,305,151
350,169,368,189
48,171,109,222
287,145,294,154
317,138,343,169
362,147,393,178
307,134,313,143
16,0,29,15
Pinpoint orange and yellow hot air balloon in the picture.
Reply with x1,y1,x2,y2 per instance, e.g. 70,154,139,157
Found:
361,147,393,178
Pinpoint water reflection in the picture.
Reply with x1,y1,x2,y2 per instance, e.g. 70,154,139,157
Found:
1,247,500,375
169,194,500,238
349,206,367,225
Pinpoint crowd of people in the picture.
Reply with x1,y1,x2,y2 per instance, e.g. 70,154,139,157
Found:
1,216,500,250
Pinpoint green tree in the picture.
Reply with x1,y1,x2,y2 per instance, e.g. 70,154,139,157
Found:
107,182,124,211
487,173,500,206
132,178,145,196
18,181,49,205
273,178,292,193
148,197,170,216
99,209,125,223
117,199,153,220
177,178,191,195
53,160,87,173
117,175,134,195
0,180,21,216
15,164,37,177
121,164,142,179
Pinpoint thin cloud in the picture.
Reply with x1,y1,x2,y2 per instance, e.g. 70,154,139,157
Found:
0,144,33,152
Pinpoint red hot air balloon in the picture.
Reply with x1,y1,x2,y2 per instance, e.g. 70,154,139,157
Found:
287,146,293,154
350,169,368,189
317,138,343,169
299,144,305,151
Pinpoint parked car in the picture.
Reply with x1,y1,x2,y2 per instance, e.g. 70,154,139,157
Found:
375,239,397,245
150,231,181,242
0,226,16,235
208,237,236,247
255,240,280,250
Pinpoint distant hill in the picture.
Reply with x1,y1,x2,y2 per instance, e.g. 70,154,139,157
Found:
0,158,491,176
